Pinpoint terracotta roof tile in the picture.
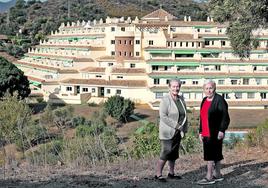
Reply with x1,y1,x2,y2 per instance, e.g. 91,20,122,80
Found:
37,45,106,51
79,67,106,73
60,79,147,87
112,68,146,74
15,61,59,71
142,8,177,21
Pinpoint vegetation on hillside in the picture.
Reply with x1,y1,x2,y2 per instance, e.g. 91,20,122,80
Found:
209,0,268,58
0,0,207,58
0,57,30,99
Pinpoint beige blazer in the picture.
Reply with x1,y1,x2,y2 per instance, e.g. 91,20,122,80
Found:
159,93,188,140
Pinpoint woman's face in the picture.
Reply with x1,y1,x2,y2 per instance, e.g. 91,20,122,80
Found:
204,82,215,98
169,81,181,96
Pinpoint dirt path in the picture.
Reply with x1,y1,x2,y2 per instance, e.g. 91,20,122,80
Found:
0,147,267,188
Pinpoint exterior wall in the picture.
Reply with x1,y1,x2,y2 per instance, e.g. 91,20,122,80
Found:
115,36,134,62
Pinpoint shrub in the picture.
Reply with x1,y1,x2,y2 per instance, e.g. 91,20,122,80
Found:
61,130,119,166
246,119,268,148
25,140,63,165
0,94,32,145
130,123,160,159
15,123,48,150
104,95,134,122
181,127,202,154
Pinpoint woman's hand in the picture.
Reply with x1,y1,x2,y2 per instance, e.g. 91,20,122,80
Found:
217,131,224,140
199,134,203,143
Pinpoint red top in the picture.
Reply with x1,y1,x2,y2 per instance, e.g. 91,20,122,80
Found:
200,99,212,137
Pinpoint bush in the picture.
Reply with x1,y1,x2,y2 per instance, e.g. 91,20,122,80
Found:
181,127,202,154
104,95,134,122
15,123,48,150
130,123,160,159
25,140,63,165
246,119,268,148
61,131,119,166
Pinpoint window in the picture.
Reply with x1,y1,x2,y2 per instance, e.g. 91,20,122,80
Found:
119,51,122,56
186,42,188,47
197,29,200,32
181,80,186,85
218,80,225,85
135,40,140,44
108,63,113,66
117,76,123,79
82,88,88,92
174,42,177,47
211,41,214,45
248,93,255,99
116,89,121,95
192,42,194,47
111,40,115,44
129,52,132,56
130,63,135,68
164,66,168,71
231,80,238,85
256,79,261,85
92,88,96,93
192,81,198,85
124,51,127,56
243,78,249,85
215,65,221,71
111,27,115,32
119,40,122,44
106,89,110,94
149,40,154,45
221,41,226,46
136,52,140,56
180,42,183,47
129,40,132,45
253,66,257,71
121,27,125,31
261,93,267,99
205,41,210,45
152,65,159,71
96,75,102,78
154,78,160,85
111,51,115,56
124,40,127,44
167,42,171,47
166,80,169,84
235,93,242,99
155,92,164,99
222,93,230,99
66,86,72,91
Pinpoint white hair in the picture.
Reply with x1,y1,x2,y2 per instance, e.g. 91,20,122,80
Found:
168,78,181,87
203,79,216,90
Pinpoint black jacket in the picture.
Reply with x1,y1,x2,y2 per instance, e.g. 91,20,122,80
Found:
199,93,230,139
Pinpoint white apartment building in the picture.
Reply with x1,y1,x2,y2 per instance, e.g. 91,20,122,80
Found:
15,9,268,109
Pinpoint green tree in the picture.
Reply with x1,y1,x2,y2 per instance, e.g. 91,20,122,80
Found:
209,0,268,58
0,94,32,145
104,95,135,122
0,57,30,99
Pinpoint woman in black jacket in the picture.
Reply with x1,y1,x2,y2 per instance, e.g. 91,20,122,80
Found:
197,80,230,185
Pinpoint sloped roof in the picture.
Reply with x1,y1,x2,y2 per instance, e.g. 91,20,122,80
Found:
142,8,177,21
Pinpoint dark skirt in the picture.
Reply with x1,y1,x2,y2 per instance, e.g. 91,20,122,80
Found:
203,137,223,161
160,130,181,161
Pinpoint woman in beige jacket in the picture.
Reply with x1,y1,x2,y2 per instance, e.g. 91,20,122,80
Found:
155,78,188,182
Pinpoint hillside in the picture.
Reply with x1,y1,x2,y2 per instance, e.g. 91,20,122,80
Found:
0,0,16,13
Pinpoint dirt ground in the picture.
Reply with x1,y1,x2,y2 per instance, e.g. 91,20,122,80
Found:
0,146,267,188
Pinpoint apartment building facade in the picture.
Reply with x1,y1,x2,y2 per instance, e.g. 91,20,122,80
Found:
15,9,268,109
